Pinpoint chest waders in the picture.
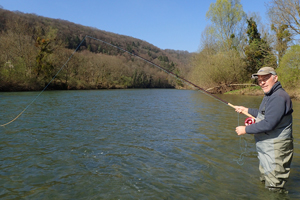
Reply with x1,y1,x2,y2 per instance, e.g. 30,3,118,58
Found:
255,103,293,189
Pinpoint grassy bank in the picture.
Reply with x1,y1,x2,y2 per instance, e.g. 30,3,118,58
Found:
225,86,300,101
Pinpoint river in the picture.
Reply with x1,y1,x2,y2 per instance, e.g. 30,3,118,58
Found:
0,89,299,199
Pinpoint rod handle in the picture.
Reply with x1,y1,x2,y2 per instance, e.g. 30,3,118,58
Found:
228,103,255,119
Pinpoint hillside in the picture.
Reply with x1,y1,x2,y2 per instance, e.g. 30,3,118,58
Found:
0,8,195,91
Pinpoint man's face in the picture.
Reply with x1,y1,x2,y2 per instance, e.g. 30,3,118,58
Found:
257,74,278,93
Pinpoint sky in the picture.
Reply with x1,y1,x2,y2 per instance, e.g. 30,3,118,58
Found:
0,0,270,52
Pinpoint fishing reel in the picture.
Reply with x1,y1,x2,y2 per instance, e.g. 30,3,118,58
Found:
245,117,255,126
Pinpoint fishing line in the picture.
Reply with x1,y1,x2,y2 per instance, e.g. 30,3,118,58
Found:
85,36,255,117
233,113,248,165
0,36,87,127
1,35,254,127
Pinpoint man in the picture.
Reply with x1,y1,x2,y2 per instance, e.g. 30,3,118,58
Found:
234,67,293,193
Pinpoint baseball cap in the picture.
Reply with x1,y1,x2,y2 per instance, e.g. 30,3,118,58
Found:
251,67,277,79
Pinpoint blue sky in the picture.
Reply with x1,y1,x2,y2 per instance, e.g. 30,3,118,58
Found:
0,0,269,52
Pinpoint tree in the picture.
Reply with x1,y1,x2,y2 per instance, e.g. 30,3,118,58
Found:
34,37,54,80
206,0,246,51
246,17,261,44
34,27,61,84
277,45,300,88
190,46,246,88
244,18,277,74
0,16,37,88
198,25,219,53
0,8,187,90
192,5,249,88
267,0,300,36
271,24,292,63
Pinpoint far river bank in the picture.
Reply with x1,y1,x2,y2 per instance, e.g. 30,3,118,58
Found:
225,86,300,101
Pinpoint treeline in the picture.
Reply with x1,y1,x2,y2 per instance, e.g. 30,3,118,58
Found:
188,0,300,92
0,8,192,91
2,0,299,94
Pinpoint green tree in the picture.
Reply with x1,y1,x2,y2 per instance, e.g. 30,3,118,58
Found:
206,0,246,51
74,36,81,47
271,24,292,63
244,18,277,74
87,44,92,51
277,45,300,88
33,26,63,86
34,37,54,80
246,17,261,43
126,44,133,53
0,17,37,89
174,68,184,87
0,8,188,91
190,47,246,88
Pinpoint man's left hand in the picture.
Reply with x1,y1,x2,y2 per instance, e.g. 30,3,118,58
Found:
236,126,247,135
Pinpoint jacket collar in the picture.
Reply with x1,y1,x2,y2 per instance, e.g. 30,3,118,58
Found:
265,81,282,96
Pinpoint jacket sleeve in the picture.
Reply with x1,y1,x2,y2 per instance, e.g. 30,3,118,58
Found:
245,95,287,134
248,108,258,118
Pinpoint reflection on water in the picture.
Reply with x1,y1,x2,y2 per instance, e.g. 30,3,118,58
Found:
0,89,299,199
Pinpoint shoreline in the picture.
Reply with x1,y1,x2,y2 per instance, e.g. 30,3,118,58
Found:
225,87,300,101
1,86,299,101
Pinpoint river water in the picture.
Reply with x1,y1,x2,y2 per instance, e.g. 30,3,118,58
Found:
0,89,299,199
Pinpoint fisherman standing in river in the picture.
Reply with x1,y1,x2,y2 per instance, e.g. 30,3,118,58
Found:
234,67,293,193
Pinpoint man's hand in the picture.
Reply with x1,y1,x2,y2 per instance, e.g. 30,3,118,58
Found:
234,106,249,114
236,126,247,135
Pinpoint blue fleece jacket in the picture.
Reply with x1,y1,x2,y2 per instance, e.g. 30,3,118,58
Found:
245,81,293,134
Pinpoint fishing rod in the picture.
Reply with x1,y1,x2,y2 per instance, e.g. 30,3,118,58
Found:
85,36,255,124
0,35,255,127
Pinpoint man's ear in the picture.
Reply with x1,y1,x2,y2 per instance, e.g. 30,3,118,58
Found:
273,75,278,82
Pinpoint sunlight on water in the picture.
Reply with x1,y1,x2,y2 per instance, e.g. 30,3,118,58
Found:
0,89,299,199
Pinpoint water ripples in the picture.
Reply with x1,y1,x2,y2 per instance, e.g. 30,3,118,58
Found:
0,89,299,199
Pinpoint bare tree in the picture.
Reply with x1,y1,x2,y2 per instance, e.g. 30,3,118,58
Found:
267,0,300,36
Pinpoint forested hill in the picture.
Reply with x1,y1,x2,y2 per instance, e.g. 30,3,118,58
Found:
0,8,194,91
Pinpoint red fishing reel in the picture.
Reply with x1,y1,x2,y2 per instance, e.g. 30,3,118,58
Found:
245,117,255,126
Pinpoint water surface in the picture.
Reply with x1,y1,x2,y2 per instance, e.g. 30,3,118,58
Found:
1,89,299,199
